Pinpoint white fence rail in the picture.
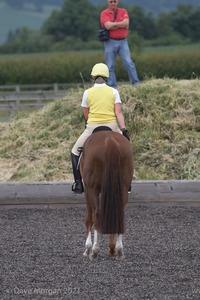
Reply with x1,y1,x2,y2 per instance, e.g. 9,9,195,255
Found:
0,83,85,121
0,82,84,93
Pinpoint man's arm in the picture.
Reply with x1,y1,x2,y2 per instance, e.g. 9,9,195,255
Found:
105,19,129,30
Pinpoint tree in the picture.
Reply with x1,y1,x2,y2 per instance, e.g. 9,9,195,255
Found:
42,0,99,42
170,5,200,41
6,30,15,43
156,13,174,37
42,10,64,42
188,9,200,41
129,6,157,40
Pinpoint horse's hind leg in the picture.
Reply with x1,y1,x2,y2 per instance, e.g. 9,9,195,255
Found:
90,194,101,260
83,205,93,257
84,231,92,257
115,234,125,260
109,234,116,256
90,229,101,260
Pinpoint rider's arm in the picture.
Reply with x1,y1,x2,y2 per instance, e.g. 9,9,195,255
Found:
81,90,89,122
82,107,89,121
114,103,126,129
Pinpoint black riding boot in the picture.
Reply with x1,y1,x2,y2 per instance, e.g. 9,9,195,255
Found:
71,153,84,194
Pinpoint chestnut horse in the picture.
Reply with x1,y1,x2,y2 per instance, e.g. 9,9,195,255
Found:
80,128,133,260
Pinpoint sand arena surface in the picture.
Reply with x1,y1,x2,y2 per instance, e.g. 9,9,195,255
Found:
1,204,200,300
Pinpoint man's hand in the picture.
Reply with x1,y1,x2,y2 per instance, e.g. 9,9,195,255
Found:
105,21,113,30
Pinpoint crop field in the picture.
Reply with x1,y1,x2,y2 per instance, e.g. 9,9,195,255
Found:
0,46,199,85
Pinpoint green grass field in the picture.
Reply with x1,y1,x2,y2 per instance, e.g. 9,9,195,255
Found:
143,42,200,53
0,43,199,60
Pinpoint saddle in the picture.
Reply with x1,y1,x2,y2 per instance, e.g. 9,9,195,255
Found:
78,126,112,158
92,126,112,134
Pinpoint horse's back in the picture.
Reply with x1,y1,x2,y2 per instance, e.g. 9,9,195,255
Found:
80,131,133,189
83,130,132,155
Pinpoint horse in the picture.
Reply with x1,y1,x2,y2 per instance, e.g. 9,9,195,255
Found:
80,128,134,260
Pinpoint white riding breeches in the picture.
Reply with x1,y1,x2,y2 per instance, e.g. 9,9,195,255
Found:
71,122,122,156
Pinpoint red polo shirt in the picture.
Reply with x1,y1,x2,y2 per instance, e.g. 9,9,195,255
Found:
100,8,129,39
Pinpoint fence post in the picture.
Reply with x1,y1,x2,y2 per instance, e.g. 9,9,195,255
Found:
16,85,20,93
54,83,58,92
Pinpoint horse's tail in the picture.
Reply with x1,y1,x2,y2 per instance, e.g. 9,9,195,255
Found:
99,137,125,235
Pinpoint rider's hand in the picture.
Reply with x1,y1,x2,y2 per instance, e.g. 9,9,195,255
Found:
121,128,130,141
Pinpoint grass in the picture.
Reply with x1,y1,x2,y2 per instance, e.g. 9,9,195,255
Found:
0,50,102,61
0,43,199,59
143,42,200,53
0,78,199,182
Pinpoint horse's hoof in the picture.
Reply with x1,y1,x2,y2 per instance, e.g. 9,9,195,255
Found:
116,249,125,260
109,250,116,257
89,250,98,260
116,254,125,260
83,248,91,257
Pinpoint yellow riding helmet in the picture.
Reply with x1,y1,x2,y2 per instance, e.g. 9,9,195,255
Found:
91,63,109,78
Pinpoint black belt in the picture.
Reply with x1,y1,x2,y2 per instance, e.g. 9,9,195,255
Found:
110,38,125,41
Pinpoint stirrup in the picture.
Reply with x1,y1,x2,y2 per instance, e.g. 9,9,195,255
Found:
72,181,84,194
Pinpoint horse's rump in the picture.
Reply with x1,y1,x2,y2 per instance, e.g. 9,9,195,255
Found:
80,130,133,234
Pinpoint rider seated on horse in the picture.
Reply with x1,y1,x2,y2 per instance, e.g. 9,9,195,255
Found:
71,63,130,194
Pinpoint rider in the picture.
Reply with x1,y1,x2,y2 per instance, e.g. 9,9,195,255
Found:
71,63,130,194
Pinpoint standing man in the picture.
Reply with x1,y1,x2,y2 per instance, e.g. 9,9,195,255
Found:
100,0,140,88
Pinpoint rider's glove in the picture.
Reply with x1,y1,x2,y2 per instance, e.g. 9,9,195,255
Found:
121,128,130,141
